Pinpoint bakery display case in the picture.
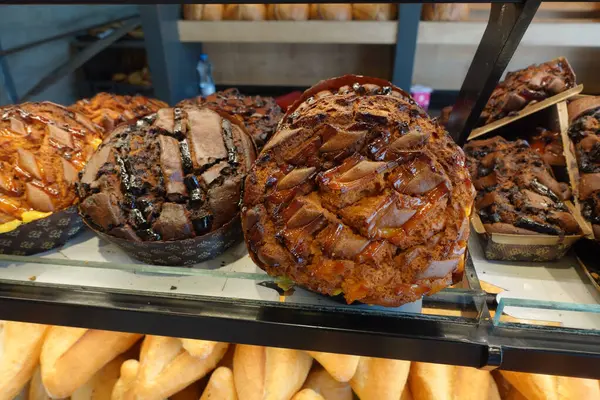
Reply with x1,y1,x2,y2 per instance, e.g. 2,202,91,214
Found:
1,2,600,396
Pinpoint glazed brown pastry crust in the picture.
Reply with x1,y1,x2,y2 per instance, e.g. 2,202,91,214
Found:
0,102,101,221
71,93,168,135
242,75,475,306
178,88,283,150
78,105,256,242
480,58,576,126
529,128,566,167
464,136,579,236
567,97,600,237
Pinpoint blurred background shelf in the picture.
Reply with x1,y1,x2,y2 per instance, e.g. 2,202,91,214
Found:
179,20,600,48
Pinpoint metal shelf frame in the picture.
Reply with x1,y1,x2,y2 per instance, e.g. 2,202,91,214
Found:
140,1,544,145
1,0,600,380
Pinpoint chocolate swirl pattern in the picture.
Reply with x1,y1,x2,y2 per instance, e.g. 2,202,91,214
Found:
78,105,256,245
242,76,475,306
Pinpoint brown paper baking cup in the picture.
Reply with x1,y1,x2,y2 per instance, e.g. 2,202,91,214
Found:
0,206,84,256
82,216,242,266
471,213,582,262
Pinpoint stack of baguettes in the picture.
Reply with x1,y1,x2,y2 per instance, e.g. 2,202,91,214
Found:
1,321,598,400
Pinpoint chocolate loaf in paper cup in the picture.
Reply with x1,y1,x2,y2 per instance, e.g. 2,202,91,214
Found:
78,105,257,266
0,206,84,256
83,216,240,265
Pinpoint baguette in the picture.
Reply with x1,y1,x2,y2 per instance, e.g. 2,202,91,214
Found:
233,345,312,400
223,5,266,21
267,4,309,20
170,382,204,400
0,321,49,400
305,352,359,382
111,360,139,400
28,367,58,400
352,4,396,20
71,354,128,400
350,357,410,400
127,336,228,400
401,386,414,400
500,371,557,400
488,376,502,400
182,5,223,21
409,363,491,400
309,4,352,20
41,327,141,398
291,389,325,400
200,367,237,400
302,366,352,400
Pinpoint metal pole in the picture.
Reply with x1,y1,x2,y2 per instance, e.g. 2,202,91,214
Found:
447,0,542,144
392,3,422,91
139,5,203,105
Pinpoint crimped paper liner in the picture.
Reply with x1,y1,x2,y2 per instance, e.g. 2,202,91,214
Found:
471,212,582,262
82,216,242,266
0,206,83,256
468,84,583,141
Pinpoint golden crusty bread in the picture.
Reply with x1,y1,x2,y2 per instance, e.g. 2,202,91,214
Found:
71,353,129,400
200,367,237,400
267,4,309,20
352,4,396,20
233,345,312,400
309,4,352,20
302,366,352,400
305,352,359,383
223,4,267,20
123,336,228,400
501,371,600,400
0,321,49,400
421,4,469,21
28,367,58,400
350,357,410,400
182,4,224,20
409,362,492,400
292,389,325,400
40,327,141,398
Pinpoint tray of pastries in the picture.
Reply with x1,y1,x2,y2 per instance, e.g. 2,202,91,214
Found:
464,102,585,261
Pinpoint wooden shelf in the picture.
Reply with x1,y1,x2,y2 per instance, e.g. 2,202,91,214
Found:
179,20,600,48
178,21,397,44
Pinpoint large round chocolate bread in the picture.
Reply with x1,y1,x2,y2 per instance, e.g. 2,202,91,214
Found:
177,88,283,150
79,105,256,246
241,76,475,306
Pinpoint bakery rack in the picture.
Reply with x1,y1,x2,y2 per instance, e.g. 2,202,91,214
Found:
0,0,600,381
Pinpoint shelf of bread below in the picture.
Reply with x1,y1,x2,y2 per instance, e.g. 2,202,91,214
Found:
178,20,600,47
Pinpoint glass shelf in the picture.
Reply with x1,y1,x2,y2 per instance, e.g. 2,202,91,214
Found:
0,227,598,378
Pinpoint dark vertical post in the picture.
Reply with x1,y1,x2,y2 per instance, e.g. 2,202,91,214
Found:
447,0,541,144
392,3,422,91
0,38,19,105
140,5,203,105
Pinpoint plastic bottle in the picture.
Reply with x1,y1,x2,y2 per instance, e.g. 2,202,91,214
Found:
197,54,216,96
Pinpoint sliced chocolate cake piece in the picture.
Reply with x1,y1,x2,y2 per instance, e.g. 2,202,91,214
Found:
568,96,600,239
464,136,579,236
479,58,576,126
